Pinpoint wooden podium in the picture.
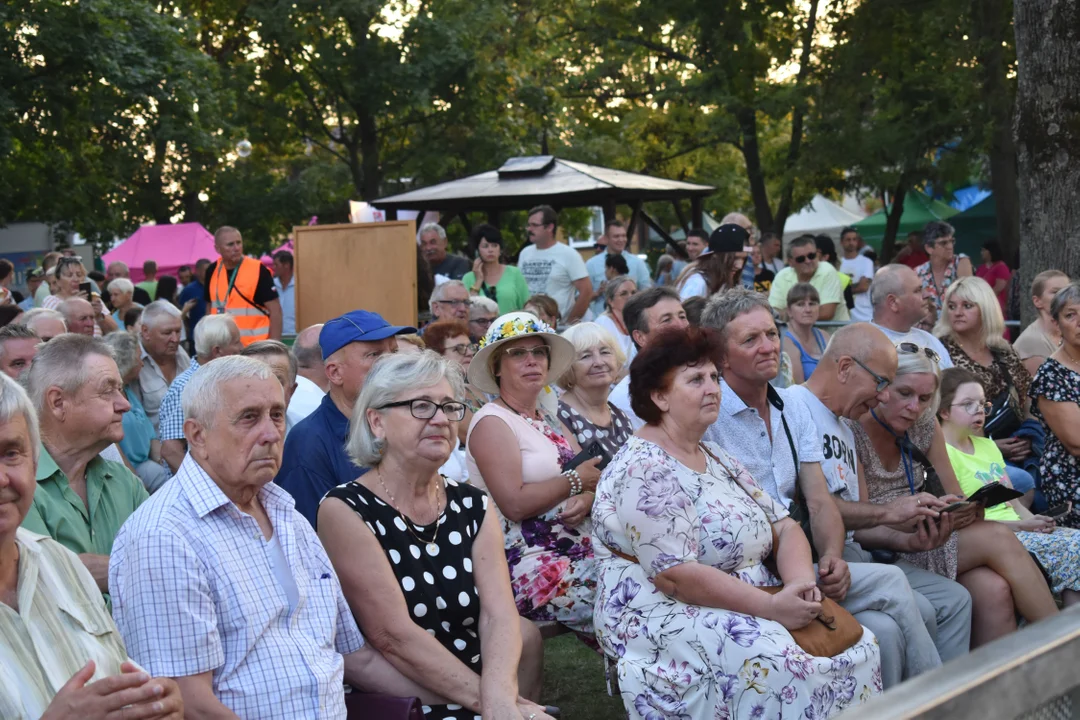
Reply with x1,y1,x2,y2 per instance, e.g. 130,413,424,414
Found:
293,221,418,329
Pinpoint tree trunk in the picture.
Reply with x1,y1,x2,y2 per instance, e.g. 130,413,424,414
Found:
358,111,381,201
736,107,775,232
1014,0,1080,325
881,178,908,262
973,0,1021,266
774,0,821,236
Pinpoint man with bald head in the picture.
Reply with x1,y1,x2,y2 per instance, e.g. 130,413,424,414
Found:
702,290,959,688
288,323,326,427
788,323,973,674
870,264,954,368
60,297,97,336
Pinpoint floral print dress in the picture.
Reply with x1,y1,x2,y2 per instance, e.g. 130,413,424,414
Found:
465,402,597,638
1032,359,1080,529
592,436,881,720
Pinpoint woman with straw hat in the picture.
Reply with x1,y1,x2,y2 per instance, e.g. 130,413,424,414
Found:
465,312,602,642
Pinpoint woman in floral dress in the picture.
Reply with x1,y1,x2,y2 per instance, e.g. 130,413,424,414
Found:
592,325,881,719
466,312,601,639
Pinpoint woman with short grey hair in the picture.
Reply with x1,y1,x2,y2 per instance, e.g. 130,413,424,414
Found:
103,331,170,492
317,352,552,720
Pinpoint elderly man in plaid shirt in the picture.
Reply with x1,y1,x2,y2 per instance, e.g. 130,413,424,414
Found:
109,356,436,718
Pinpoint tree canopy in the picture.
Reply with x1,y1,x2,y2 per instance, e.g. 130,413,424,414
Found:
1,0,1019,256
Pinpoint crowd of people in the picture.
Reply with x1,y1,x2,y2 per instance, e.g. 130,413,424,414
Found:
2,208,1079,720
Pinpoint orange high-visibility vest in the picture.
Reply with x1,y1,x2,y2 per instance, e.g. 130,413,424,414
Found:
208,256,270,346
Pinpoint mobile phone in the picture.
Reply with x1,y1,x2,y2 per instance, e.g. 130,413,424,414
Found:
78,281,93,296
562,440,610,472
941,501,971,513
1045,503,1072,519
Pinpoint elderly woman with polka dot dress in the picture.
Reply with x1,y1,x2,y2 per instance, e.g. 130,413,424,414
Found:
318,351,554,720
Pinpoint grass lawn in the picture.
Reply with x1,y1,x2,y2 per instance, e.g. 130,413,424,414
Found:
541,634,626,719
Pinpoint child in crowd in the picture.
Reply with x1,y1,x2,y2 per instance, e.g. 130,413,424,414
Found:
939,367,1080,607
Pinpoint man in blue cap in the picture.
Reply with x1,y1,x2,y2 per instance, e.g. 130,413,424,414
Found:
276,309,415,526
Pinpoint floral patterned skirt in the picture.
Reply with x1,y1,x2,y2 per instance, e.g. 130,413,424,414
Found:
504,505,597,638
594,558,882,720
1016,528,1080,595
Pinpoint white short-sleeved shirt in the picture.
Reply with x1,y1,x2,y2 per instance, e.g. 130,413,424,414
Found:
871,323,954,369
677,272,708,300
840,255,875,322
786,384,860,543
516,242,589,322
703,380,824,508
608,374,645,431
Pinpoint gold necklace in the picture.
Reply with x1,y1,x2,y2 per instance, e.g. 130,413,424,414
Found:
376,466,442,554
1062,345,1080,370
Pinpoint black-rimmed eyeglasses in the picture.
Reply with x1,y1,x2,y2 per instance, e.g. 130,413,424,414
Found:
377,399,467,421
852,357,891,393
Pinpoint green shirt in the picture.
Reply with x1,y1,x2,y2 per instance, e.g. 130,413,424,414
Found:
945,436,1020,522
20,447,149,558
768,262,851,322
136,279,158,298
463,265,531,315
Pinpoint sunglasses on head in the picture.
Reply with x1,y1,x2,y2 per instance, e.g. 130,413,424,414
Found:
896,342,941,365
793,252,817,264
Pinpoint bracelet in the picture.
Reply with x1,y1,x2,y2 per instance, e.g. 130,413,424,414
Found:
562,468,582,496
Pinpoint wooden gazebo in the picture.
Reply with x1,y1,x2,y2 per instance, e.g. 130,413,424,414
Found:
373,155,715,250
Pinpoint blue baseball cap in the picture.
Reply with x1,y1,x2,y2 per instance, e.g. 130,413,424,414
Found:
320,310,417,360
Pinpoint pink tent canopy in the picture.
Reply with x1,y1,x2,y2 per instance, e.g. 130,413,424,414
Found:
103,223,219,283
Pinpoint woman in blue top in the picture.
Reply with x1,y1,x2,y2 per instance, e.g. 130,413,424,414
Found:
780,282,832,383
103,331,170,493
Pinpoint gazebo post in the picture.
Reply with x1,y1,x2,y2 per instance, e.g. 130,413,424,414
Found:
602,201,618,228
486,210,500,227
672,199,690,234
458,212,473,233
385,209,398,221
690,196,704,229
628,200,644,253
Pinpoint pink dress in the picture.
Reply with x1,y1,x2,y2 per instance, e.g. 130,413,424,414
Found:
465,403,596,635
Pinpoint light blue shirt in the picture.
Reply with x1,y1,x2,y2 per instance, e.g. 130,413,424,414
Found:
119,387,158,465
110,454,364,719
585,250,652,317
274,276,295,335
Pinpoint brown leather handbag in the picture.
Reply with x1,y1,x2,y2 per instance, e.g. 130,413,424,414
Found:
706,444,864,658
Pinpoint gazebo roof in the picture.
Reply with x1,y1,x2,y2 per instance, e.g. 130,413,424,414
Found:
373,156,715,212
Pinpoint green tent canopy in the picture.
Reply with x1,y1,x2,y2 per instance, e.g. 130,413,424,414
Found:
949,195,998,259
852,191,959,251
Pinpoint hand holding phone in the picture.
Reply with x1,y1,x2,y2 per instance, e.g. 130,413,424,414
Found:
1045,502,1072,520
78,281,93,298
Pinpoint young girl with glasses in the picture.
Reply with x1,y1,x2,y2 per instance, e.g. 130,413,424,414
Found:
939,367,1080,607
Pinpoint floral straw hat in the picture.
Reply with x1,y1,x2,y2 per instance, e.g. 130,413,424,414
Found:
467,311,575,395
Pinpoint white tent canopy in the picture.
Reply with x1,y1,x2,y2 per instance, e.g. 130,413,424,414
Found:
782,194,866,242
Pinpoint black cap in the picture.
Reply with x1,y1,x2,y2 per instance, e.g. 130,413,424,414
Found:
702,224,750,256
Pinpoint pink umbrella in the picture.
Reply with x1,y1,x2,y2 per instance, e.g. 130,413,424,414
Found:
103,223,218,282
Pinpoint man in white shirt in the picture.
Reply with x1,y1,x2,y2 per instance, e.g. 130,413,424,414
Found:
700,289,959,688
785,323,973,676
608,287,689,430
840,228,875,322
516,205,591,324
869,264,954,368
272,250,296,335
585,220,652,316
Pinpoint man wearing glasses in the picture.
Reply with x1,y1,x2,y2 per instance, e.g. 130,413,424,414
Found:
768,234,850,322
277,309,416,527
427,280,471,323
787,324,974,682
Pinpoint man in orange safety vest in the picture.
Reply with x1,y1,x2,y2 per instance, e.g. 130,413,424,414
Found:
205,226,283,345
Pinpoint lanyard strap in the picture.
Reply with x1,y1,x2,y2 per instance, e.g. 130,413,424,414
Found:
870,409,917,496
